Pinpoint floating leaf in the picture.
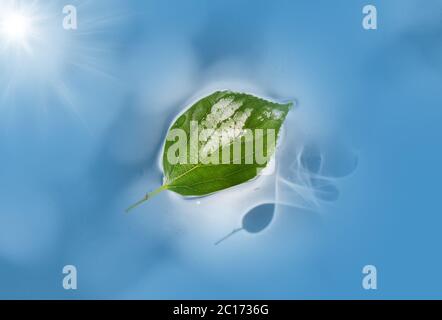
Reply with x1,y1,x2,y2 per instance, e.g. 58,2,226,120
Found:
127,91,292,212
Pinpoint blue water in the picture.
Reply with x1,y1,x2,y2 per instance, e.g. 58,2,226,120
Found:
0,0,441,299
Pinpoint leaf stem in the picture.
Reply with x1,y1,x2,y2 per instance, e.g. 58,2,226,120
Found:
125,185,168,213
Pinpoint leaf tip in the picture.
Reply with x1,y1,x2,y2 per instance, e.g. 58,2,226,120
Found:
287,99,297,110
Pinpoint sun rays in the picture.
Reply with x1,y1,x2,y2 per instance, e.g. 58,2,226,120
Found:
0,0,130,132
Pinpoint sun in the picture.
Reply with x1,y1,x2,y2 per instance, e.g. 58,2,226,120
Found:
2,13,31,40
1,11,33,46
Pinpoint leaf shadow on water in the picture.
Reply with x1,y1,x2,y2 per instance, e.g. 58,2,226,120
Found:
214,203,275,245
214,139,358,245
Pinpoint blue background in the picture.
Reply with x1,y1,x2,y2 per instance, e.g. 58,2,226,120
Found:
0,0,441,299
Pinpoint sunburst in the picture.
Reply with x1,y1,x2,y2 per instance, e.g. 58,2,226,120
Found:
0,0,131,132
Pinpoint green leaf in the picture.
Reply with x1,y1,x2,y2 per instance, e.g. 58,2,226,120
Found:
126,90,293,212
